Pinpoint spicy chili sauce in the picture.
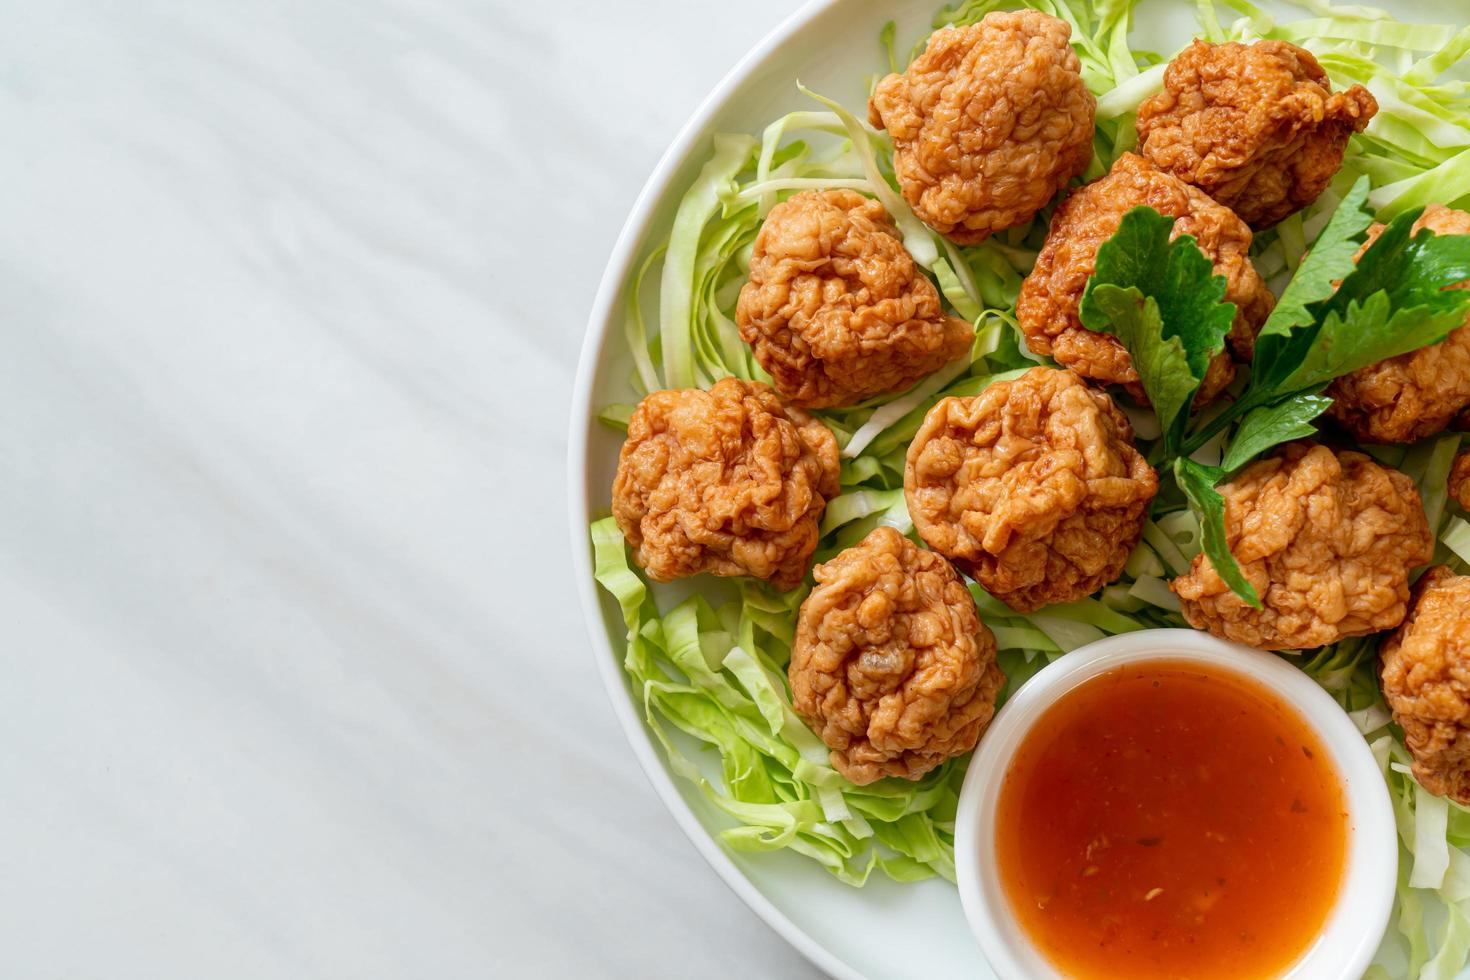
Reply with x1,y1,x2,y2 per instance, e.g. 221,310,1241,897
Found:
995,662,1347,979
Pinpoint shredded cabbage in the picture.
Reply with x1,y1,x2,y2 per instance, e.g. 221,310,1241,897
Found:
592,518,963,883
591,0,1470,971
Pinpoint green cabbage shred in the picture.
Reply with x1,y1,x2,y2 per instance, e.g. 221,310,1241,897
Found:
590,0,1470,973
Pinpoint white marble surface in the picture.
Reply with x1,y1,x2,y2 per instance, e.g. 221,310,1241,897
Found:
0,1,822,976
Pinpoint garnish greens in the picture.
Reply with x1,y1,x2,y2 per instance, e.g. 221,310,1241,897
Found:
591,0,1470,974
1078,207,1236,452
1086,181,1470,608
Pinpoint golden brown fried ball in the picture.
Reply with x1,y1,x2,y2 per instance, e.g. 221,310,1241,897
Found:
1172,443,1432,651
1451,449,1470,512
735,190,973,409
904,366,1158,612
868,10,1095,244
1380,567,1470,804
611,378,839,591
789,526,1004,784
1016,152,1273,401
1328,205,1470,444
1136,39,1376,229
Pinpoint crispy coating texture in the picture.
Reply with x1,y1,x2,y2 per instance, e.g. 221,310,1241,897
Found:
735,190,973,409
1328,205,1470,443
1172,443,1433,650
1380,567,1470,804
611,378,839,591
1016,152,1272,400
867,11,1095,244
1452,450,1470,512
1136,39,1376,228
789,526,1004,784
904,367,1158,612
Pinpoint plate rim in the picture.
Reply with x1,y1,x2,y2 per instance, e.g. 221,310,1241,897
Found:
565,1,862,977
562,1,1464,976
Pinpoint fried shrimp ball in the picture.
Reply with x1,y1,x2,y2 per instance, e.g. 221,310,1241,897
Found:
1451,449,1470,512
1380,567,1470,804
867,10,1095,244
789,526,1005,784
1328,205,1470,444
1016,152,1273,401
904,366,1158,612
1136,39,1377,229
611,378,839,591
1172,443,1433,651
735,190,973,409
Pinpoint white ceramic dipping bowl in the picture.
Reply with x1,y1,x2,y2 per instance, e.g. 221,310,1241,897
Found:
955,628,1396,980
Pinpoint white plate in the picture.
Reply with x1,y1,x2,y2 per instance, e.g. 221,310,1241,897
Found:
566,1,1456,976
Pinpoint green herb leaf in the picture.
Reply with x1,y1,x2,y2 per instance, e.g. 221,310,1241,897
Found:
1219,394,1332,472
1249,177,1374,396
1257,177,1374,343
1257,210,1470,395
1080,206,1236,449
1277,291,1470,395
1202,198,1470,463
1083,207,1236,382
1174,458,1260,609
1080,287,1197,444
1325,207,1470,322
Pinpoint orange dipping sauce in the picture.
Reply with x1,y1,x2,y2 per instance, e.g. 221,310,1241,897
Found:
995,661,1347,980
